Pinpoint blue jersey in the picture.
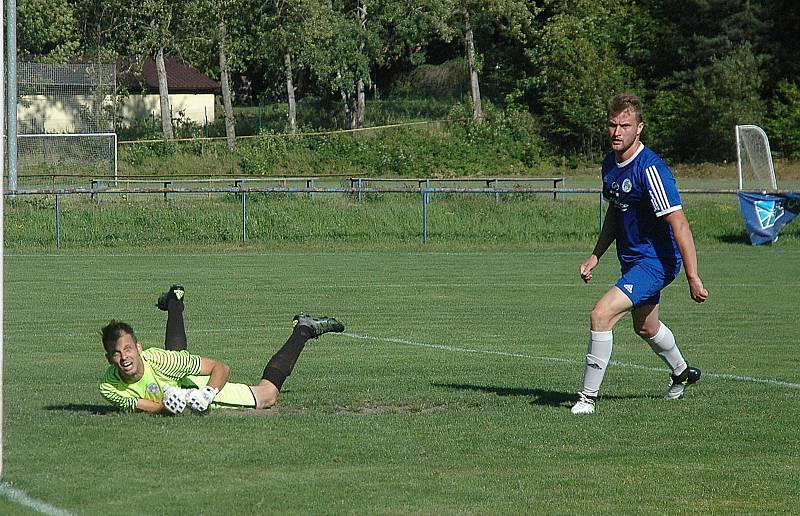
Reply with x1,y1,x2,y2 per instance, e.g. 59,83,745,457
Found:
602,143,683,269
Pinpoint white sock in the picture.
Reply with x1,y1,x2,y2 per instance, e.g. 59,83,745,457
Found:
645,322,687,375
580,330,613,398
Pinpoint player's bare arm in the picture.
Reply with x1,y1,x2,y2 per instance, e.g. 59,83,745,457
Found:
663,209,708,303
198,356,231,391
136,398,167,414
581,205,617,282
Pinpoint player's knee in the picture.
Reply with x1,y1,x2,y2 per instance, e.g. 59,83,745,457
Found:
633,328,655,340
633,321,659,339
634,326,653,339
590,305,613,330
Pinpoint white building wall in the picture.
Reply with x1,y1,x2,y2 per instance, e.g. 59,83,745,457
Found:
117,93,217,127
18,94,115,133
18,93,216,133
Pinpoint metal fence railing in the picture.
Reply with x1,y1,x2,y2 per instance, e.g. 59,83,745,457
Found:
5,185,748,248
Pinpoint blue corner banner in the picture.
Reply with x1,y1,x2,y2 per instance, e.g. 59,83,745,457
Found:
738,191,800,245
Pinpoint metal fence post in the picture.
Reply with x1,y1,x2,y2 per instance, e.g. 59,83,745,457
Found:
242,191,247,243
424,179,431,205
55,194,61,249
91,179,101,204
421,188,428,243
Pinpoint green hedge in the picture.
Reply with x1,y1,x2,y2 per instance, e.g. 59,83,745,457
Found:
116,104,553,179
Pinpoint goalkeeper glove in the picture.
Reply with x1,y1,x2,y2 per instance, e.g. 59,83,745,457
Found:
187,386,218,412
162,386,190,415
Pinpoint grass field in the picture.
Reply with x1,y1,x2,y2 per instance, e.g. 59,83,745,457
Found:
2,244,799,514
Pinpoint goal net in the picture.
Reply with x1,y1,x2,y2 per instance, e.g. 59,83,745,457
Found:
17,62,117,186
736,125,777,192
17,133,117,185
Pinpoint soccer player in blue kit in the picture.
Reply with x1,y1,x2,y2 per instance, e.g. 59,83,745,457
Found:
571,94,709,415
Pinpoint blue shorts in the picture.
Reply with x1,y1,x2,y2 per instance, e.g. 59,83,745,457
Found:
615,260,680,307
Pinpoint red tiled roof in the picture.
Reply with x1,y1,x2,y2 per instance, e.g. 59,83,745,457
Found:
118,55,219,94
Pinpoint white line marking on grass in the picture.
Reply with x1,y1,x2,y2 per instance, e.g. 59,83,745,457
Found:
6,251,588,258
701,373,800,390
304,283,590,289
0,482,73,516
342,332,575,363
339,332,800,391
319,283,800,289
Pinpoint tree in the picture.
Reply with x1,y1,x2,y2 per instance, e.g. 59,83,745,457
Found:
284,52,297,132
18,0,80,61
72,0,132,61
528,0,635,159
254,0,340,132
355,0,368,128
463,7,482,122
767,80,800,159
154,46,174,139
318,0,375,129
764,0,800,91
446,1,534,123
345,0,461,124
218,15,237,149
649,42,765,162
126,0,195,139
634,1,770,161
180,0,243,148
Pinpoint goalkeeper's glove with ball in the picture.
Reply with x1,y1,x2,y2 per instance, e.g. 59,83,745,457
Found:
187,386,218,412
162,386,191,415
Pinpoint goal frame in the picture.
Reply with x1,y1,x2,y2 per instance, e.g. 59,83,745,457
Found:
735,124,777,191
17,132,118,183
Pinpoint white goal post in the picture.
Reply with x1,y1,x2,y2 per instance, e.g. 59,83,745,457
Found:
17,132,118,184
735,124,777,192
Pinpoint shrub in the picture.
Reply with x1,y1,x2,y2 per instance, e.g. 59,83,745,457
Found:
767,81,800,159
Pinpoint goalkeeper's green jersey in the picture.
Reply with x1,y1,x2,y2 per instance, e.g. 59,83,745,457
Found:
99,347,202,413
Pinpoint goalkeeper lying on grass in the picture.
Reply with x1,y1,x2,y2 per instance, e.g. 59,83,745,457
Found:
99,285,344,414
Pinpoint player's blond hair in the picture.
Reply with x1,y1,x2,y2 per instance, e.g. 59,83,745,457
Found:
608,93,643,124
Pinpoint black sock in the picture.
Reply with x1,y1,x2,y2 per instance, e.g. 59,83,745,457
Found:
164,298,187,351
262,325,313,390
